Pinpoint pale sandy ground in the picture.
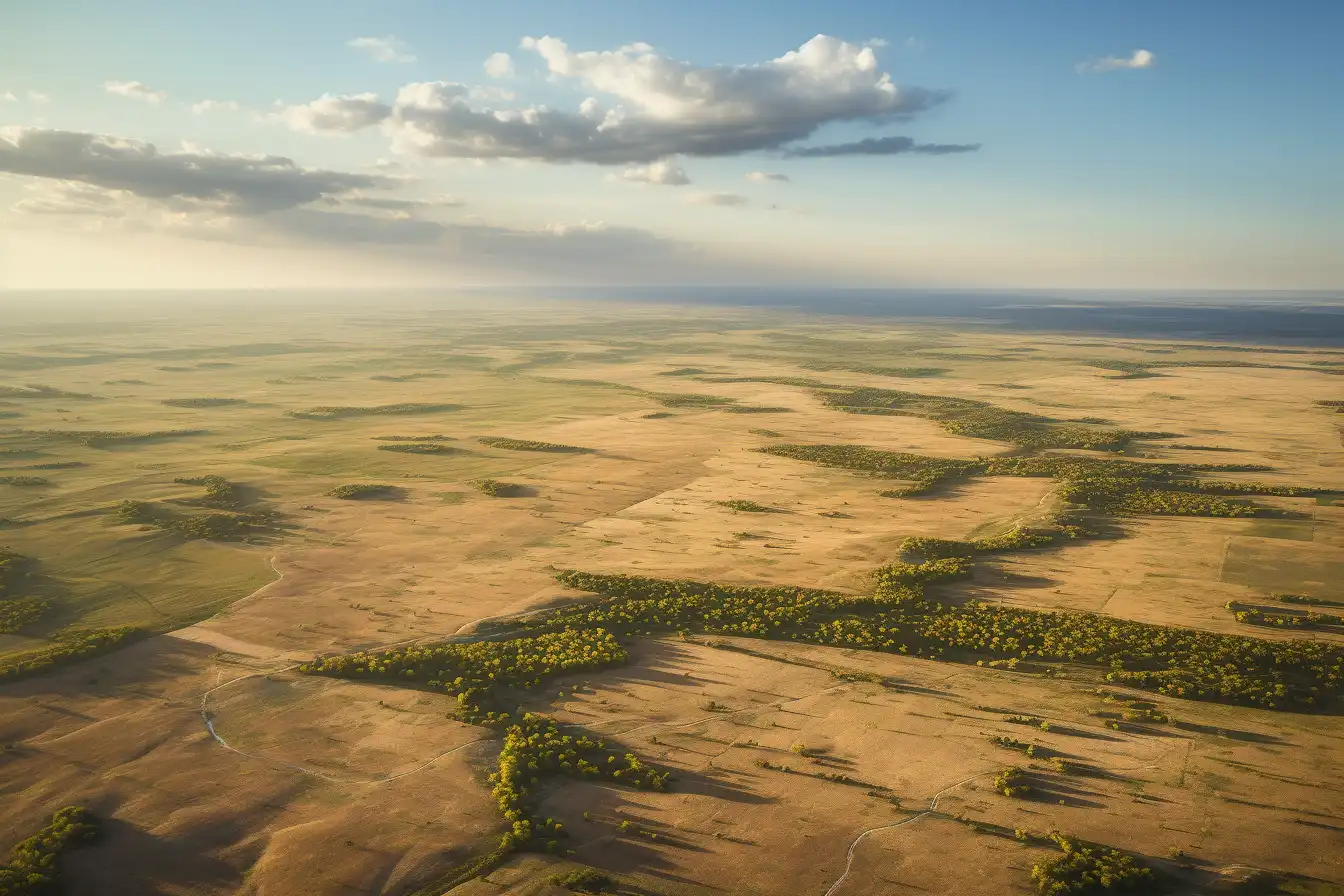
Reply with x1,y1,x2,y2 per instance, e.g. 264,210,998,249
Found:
2,321,1343,895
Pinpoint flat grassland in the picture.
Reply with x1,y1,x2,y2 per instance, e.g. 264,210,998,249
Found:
1,297,1342,896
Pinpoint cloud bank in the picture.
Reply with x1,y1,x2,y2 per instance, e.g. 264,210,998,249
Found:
277,34,971,164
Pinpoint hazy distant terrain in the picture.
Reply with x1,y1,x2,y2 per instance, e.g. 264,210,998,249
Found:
1,294,1342,896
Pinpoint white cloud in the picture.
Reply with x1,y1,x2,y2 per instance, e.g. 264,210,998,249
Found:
277,92,392,134
347,36,416,64
27,91,50,104
1077,49,1156,73
191,99,240,115
0,126,399,215
484,52,514,79
746,171,790,183
615,159,690,186
104,80,168,103
279,34,967,165
469,85,517,102
1,91,15,102
690,192,748,207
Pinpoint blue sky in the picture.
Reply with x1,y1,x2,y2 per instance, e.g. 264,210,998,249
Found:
1,0,1339,290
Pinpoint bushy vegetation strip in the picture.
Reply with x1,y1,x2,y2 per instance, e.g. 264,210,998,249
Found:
539,567,1343,710
287,403,461,420
0,806,100,896
300,629,669,865
477,437,592,453
0,628,141,683
760,443,1316,516
0,550,48,634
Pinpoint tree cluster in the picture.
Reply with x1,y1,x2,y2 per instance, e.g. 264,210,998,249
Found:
477,437,591,453
0,806,100,896
0,627,139,683
1029,832,1155,895
300,628,627,723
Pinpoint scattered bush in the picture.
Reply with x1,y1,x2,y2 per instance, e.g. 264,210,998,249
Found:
19,429,208,448
377,443,458,454
0,476,48,487
474,479,529,497
287,403,461,420
160,397,246,408
716,500,780,513
994,766,1030,797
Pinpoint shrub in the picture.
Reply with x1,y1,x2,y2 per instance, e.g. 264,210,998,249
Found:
328,484,401,500
548,868,618,893
473,479,529,497
994,766,1031,797
1030,832,1155,895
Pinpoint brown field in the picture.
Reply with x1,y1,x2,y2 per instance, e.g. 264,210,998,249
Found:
2,296,1343,895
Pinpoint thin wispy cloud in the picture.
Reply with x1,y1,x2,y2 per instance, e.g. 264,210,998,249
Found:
615,160,690,186
27,91,50,104
690,192,749,207
191,99,240,115
104,80,167,103
1077,49,1155,73
746,171,790,183
347,36,417,64
783,135,980,158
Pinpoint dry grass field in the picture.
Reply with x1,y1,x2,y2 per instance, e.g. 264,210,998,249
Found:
2,296,1342,896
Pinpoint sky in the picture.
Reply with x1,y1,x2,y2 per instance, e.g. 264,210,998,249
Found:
1,0,1340,291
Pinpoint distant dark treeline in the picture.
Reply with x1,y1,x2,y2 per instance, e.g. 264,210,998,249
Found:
546,287,1344,345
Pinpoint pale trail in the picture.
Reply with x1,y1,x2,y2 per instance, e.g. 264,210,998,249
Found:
194,551,500,786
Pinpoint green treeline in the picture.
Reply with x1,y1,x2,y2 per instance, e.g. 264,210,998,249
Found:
477,437,591,453
759,444,1313,517
287,403,462,420
813,387,1174,450
538,566,1343,710
300,628,627,724
0,628,141,683
0,550,48,634
0,806,100,896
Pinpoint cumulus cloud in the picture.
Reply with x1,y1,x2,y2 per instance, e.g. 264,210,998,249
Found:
192,99,240,115
0,127,398,215
484,52,515,79
690,192,749,207
104,80,167,103
348,36,417,64
279,34,970,164
783,135,980,157
277,92,392,134
615,159,690,186
1077,49,1155,73
746,171,790,183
